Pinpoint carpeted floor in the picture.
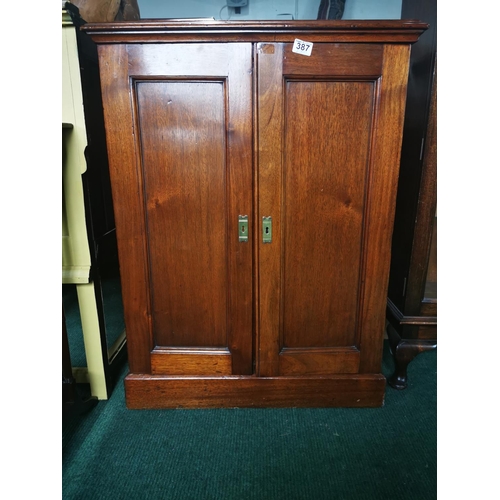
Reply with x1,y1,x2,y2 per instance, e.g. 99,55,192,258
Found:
62,341,437,500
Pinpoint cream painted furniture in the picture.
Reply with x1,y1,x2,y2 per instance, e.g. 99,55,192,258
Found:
62,8,108,399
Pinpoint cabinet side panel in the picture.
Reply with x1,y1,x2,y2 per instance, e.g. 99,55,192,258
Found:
358,44,411,372
282,81,373,348
136,81,228,348
97,44,152,374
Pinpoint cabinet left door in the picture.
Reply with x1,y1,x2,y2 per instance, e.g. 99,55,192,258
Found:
97,43,254,376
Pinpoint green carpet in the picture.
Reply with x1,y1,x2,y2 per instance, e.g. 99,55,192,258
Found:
63,342,437,500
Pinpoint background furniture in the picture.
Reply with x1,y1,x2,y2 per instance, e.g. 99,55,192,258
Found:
317,0,346,19
68,0,140,22
84,20,426,409
62,5,126,399
386,0,437,389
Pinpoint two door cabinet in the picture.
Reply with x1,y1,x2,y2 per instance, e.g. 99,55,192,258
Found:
84,20,427,409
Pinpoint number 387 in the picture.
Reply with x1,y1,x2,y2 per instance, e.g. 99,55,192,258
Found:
296,42,310,51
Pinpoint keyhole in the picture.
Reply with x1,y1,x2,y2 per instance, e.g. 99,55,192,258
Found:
265,227,269,234
242,226,246,233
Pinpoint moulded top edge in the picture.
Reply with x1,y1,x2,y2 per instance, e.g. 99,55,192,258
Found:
81,19,429,39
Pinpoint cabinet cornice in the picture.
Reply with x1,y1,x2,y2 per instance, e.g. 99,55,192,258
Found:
82,20,428,44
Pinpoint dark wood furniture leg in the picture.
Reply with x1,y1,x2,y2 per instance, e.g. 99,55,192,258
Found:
386,323,437,390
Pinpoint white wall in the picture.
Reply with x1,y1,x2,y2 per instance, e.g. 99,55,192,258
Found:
138,0,402,21
343,0,401,20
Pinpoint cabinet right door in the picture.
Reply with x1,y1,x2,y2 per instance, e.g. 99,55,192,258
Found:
256,41,411,377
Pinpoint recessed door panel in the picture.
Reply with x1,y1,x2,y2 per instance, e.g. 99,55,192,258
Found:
137,80,228,349
282,80,374,349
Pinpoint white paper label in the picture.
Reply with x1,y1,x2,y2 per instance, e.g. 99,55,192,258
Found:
292,38,313,57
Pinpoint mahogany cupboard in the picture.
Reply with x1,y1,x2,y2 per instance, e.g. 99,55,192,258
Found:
83,20,427,409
